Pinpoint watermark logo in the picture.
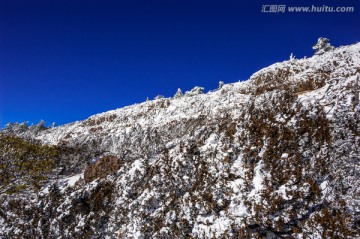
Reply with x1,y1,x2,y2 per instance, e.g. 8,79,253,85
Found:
262,5,286,13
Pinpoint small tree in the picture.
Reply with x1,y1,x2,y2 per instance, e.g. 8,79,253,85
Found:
154,95,165,100
185,86,204,96
174,88,183,98
289,53,295,61
30,119,47,134
218,81,224,89
313,37,334,55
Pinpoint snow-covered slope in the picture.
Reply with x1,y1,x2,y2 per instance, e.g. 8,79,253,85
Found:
35,43,360,146
1,42,359,239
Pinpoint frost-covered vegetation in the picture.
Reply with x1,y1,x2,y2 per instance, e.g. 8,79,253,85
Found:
0,135,57,194
0,41,359,238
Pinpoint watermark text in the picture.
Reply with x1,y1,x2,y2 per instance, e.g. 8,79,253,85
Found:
261,5,355,13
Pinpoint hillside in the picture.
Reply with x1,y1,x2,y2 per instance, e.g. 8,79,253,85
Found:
1,41,360,238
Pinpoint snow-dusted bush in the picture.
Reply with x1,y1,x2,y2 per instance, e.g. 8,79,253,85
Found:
313,37,334,55
1,120,48,136
154,95,165,100
29,120,47,134
2,122,29,134
218,81,224,89
173,88,183,98
0,135,57,193
185,86,204,96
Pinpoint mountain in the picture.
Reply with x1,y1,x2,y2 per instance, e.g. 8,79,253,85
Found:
1,41,359,238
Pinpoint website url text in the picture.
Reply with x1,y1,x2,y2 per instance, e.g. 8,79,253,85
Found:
261,5,355,13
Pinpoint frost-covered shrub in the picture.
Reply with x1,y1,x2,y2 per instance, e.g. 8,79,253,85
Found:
218,81,224,89
2,122,29,134
0,135,57,193
313,37,335,55
173,88,183,98
185,86,204,96
1,120,48,136
154,95,165,100
29,120,47,134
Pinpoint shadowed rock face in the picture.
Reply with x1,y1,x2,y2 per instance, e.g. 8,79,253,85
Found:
84,156,121,183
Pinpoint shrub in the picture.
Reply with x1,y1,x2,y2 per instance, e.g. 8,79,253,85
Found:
313,37,334,55
185,86,204,96
174,88,183,98
0,135,57,193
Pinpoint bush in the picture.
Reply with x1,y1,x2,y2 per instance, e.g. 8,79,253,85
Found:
313,37,334,55
0,135,57,193
185,86,204,96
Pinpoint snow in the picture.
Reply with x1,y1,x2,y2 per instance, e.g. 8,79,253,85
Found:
67,174,82,187
249,161,264,197
281,153,289,158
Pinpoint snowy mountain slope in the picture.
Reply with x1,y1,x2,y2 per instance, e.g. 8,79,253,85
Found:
1,42,360,239
35,43,360,146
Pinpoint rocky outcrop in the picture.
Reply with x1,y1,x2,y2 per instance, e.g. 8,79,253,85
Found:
84,156,121,183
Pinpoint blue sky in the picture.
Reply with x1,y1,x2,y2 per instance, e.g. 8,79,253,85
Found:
0,0,359,127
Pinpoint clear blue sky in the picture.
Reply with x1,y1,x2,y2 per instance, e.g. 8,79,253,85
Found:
0,0,359,128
